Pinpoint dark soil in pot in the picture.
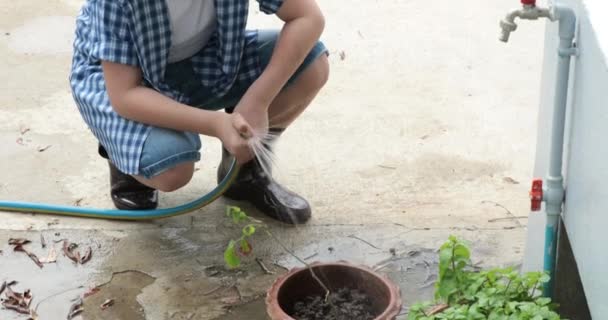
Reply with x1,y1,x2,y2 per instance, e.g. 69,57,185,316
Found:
292,287,375,320
266,262,402,320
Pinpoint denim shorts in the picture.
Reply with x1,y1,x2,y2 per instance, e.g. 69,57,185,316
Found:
138,30,328,179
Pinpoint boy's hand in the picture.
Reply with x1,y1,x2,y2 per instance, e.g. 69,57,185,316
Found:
234,96,269,138
217,113,255,164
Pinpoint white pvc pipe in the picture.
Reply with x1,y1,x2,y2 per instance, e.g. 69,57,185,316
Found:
542,4,576,296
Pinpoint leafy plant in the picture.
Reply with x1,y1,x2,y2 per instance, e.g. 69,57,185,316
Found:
408,236,564,320
223,206,331,296
223,206,258,268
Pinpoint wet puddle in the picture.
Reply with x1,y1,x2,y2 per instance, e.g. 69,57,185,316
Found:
0,232,104,320
219,299,268,320
83,270,155,320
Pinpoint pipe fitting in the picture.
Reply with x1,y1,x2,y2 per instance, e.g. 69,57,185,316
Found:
554,5,576,39
543,176,565,216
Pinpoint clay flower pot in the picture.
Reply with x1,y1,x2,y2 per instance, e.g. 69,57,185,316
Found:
266,261,402,320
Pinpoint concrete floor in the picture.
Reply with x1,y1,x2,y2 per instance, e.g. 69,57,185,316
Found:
0,0,545,319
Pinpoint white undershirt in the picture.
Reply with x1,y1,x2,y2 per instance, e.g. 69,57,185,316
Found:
166,0,217,63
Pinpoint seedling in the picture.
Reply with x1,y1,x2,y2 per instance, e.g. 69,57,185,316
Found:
223,206,330,297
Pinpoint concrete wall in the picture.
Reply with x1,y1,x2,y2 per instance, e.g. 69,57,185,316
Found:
523,0,608,318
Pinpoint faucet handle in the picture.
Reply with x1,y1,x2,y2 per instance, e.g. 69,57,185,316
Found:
521,0,536,5
530,179,544,211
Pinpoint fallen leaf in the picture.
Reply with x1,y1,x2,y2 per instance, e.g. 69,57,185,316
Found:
74,198,84,206
63,240,92,264
503,177,519,184
339,50,346,61
67,299,84,320
16,137,24,145
41,234,46,248
83,287,100,298
80,247,92,264
2,302,31,315
37,145,52,152
63,240,79,263
14,245,43,268
40,246,57,264
2,284,34,317
100,299,115,310
9,238,31,246
20,126,30,135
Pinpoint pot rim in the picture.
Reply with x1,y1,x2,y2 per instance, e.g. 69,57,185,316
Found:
265,261,403,320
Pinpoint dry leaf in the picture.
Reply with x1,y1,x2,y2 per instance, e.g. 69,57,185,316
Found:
503,177,519,184
2,283,34,316
41,235,46,248
2,302,31,315
40,246,57,264
80,247,92,264
37,145,52,152
63,240,79,263
14,245,43,268
20,126,30,135
83,287,100,298
100,299,115,310
67,299,84,320
339,50,346,61
74,198,84,206
9,238,31,246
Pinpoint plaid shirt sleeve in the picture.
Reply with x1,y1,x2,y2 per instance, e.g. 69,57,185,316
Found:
257,0,285,14
90,0,139,66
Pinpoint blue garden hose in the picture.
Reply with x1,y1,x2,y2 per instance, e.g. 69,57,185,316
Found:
0,158,239,220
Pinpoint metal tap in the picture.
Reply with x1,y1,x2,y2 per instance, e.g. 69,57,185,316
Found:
499,0,555,42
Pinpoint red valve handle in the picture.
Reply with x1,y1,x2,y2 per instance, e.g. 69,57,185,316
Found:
530,179,543,211
521,0,536,5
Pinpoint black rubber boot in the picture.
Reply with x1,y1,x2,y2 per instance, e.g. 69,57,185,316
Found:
217,129,312,224
99,145,158,210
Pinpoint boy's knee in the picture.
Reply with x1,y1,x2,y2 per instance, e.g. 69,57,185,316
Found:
154,163,194,192
310,54,330,91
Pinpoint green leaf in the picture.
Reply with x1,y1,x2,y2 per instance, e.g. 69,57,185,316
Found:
539,273,551,283
226,206,248,224
242,224,256,237
239,239,253,256
535,297,551,306
224,240,241,268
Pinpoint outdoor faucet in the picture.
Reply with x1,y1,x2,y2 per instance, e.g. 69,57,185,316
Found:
499,0,555,42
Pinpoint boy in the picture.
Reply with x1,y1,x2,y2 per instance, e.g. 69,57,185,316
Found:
70,0,329,224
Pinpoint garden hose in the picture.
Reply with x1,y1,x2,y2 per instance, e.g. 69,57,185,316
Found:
0,158,239,221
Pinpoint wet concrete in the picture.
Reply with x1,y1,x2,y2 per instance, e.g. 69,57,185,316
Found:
83,271,155,320
0,231,111,320
1,0,542,318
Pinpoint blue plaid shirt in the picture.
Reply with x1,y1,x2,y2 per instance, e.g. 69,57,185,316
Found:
70,0,284,175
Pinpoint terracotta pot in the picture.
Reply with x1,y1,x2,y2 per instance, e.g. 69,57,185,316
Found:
266,261,402,320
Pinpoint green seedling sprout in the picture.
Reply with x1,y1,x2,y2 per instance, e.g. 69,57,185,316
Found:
223,206,330,299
